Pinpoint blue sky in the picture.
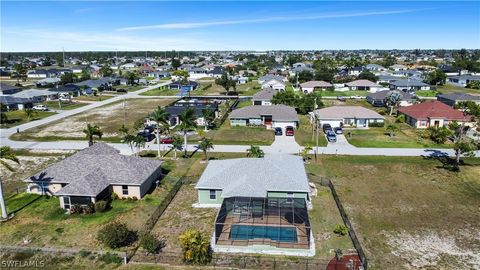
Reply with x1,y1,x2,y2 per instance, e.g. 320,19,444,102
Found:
1,1,479,52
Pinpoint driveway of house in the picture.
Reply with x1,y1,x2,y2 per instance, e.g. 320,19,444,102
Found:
268,133,301,154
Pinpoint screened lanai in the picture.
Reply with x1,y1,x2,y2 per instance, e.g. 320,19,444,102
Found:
214,197,312,250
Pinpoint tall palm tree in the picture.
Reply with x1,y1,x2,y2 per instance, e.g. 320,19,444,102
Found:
0,146,20,219
150,106,170,158
133,135,146,156
198,138,214,161
202,109,215,131
178,108,197,158
246,145,264,158
171,136,183,159
83,124,103,146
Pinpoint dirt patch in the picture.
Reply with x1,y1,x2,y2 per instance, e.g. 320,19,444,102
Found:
386,229,480,269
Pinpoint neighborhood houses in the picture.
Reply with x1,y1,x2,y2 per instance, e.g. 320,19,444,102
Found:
1,2,480,269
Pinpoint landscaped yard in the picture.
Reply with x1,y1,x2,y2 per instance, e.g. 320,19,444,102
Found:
0,110,57,129
306,156,480,270
415,90,440,97
295,115,328,147
437,84,480,95
42,100,87,110
10,99,176,143
346,118,453,148
188,120,275,145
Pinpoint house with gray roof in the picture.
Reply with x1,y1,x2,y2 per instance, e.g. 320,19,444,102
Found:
389,79,431,91
194,155,311,207
196,155,315,256
0,95,33,110
0,83,22,95
447,75,480,87
24,143,162,210
229,104,299,129
252,88,276,106
311,106,385,128
366,90,416,107
299,81,332,93
12,89,57,103
437,93,480,106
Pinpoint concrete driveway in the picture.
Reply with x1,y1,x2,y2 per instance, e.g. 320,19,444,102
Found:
268,132,301,154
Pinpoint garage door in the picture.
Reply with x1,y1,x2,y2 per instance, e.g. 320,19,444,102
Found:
319,120,342,128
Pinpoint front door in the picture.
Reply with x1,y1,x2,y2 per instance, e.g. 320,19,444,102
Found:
434,120,440,127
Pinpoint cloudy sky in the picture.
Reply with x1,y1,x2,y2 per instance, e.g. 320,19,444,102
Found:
1,1,479,52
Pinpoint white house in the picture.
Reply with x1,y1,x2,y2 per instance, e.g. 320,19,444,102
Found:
252,88,276,106
311,106,385,128
299,81,333,93
261,79,285,91
343,80,382,92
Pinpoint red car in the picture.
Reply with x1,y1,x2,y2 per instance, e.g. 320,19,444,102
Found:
160,138,174,144
285,126,295,136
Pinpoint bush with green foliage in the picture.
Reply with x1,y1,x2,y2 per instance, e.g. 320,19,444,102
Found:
369,121,385,127
428,126,452,144
333,224,348,236
396,114,405,123
99,252,122,264
94,200,110,213
97,222,137,248
179,229,212,265
140,232,164,254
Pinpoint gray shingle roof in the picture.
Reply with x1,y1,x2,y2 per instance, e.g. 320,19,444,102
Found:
367,90,415,101
437,93,480,101
300,81,332,88
12,89,54,99
229,105,299,122
195,155,310,198
25,143,162,197
314,106,385,120
390,79,429,87
345,80,379,87
252,88,276,101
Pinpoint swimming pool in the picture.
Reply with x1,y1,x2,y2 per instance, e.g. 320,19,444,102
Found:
229,225,297,243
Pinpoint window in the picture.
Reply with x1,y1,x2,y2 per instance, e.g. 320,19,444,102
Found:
122,185,128,195
209,189,216,200
63,196,70,209
420,120,427,127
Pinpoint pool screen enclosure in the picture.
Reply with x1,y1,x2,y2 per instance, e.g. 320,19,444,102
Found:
214,197,311,249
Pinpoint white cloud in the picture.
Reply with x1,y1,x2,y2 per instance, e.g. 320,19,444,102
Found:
2,29,225,51
116,9,425,31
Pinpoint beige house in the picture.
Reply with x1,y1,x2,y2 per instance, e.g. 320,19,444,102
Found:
24,143,162,210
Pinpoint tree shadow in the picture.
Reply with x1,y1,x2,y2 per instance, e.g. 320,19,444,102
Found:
422,149,460,172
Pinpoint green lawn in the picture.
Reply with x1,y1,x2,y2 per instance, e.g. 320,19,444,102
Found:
189,80,261,96
139,87,179,96
415,90,440,97
73,95,115,102
346,120,453,148
42,100,87,110
236,99,252,108
295,115,328,147
1,110,57,129
437,84,480,95
306,156,480,269
188,120,275,145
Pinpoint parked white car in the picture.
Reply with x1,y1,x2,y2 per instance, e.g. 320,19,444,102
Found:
32,104,48,111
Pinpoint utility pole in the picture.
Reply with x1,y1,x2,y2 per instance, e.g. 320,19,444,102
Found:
62,47,65,67
314,96,319,161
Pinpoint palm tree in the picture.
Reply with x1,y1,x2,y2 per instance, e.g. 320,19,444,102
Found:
198,138,214,161
302,144,313,163
178,108,197,158
171,136,183,159
133,135,146,156
150,106,170,158
0,146,20,219
386,124,399,137
24,109,37,122
246,145,264,158
202,109,215,131
83,123,103,146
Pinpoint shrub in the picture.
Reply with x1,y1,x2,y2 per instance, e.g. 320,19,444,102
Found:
377,109,387,116
140,232,164,254
83,204,95,214
369,121,385,127
99,252,122,264
97,222,137,248
94,200,109,213
179,229,212,265
111,193,119,200
333,224,348,236
69,204,83,214
396,114,405,123
79,250,91,258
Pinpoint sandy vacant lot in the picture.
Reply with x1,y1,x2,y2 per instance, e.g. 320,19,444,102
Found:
14,99,176,141
307,156,480,270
